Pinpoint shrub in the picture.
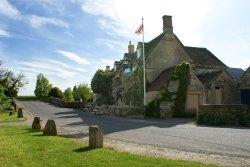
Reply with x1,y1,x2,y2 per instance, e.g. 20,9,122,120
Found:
144,98,160,118
196,105,250,127
48,87,63,99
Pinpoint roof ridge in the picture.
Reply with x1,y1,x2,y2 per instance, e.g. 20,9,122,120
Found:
184,46,207,49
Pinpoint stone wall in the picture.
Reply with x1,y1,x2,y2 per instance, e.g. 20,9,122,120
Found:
51,98,84,108
240,67,250,89
197,104,250,127
217,71,241,104
85,104,144,116
146,33,193,83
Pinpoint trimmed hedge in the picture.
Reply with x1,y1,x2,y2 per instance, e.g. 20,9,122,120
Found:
197,104,250,127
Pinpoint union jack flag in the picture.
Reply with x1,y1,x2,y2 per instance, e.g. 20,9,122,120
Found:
135,23,143,35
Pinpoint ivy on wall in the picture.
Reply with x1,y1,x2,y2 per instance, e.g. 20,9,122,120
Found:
123,65,144,106
145,62,191,118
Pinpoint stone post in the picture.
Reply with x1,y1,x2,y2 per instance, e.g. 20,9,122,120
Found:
43,120,57,136
17,108,23,118
89,125,103,148
32,117,41,130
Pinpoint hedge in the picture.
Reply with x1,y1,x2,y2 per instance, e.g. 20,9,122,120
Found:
196,104,250,127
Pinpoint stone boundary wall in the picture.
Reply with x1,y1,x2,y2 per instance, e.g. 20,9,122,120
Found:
51,97,84,109
84,104,144,116
197,104,250,127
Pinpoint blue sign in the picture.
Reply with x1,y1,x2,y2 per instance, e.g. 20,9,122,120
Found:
124,67,132,77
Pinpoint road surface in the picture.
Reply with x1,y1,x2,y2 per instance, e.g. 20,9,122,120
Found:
22,101,250,159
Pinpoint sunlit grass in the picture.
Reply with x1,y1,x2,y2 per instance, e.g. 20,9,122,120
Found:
0,126,220,167
0,112,25,122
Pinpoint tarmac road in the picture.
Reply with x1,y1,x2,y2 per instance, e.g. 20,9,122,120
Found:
22,101,250,159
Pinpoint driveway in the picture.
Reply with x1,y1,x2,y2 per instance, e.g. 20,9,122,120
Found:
22,101,250,159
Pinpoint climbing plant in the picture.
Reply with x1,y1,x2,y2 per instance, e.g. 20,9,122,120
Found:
161,62,191,117
144,62,190,118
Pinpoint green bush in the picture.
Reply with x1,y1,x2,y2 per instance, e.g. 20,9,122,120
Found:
48,87,63,99
196,105,250,127
144,98,160,118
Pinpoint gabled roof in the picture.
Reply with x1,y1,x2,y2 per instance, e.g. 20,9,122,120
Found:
147,67,175,92
239,66,250,83
196,70,223,89
145,33,165,56
184,46,227,68
226,68,245,82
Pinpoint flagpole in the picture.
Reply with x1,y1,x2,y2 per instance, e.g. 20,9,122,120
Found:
142,18,146,106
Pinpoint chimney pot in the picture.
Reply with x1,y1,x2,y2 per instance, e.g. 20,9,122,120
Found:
162,15,173,34
106,65,110,71
128,41,134,53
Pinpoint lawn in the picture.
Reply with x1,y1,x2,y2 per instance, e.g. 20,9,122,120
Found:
0,126,219,167
0,112,24,122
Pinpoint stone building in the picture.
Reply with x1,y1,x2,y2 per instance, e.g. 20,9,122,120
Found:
112,15,246,114
240,67,250,106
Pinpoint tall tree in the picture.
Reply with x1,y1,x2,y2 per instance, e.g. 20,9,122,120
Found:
0,61,27,97
91,70,113,105
34,73,52,98
73,83,93,102
63,87,74,102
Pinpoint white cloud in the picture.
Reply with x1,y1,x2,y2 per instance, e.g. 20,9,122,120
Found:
81,0,216,44
0,0,20,19
49,59,86,73
55,50,90,65
19,61,77,78
28,15,69,29
0,28,10,37
96,38,127,52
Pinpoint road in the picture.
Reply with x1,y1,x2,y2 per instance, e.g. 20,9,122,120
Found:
22,101,250,159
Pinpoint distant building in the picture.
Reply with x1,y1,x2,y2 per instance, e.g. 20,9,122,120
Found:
112,15,246,113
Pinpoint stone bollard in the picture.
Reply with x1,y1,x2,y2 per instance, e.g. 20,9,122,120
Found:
32,117,41,130
89,125,103,148
17,108,23,118
9,111,13,116
43,120,57,136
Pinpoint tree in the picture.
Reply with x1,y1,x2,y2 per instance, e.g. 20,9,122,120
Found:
48,87,63,99
0,61,27,97
91,70,113,105
34,73,52,98
63,87,74,102
73,83,93,102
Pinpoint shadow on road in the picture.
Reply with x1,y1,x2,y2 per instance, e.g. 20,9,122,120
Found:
53,107,193,135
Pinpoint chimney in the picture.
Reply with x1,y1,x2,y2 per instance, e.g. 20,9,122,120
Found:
128,41,134,53
106,65,110,71
162,15,173,34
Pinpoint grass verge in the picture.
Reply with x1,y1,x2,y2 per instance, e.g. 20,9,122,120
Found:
0,112,25,122
0,126,219,167
16,96,39,101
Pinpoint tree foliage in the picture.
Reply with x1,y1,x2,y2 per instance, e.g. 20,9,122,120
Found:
63,87,74,102
91,70,113,105
72,83,93,102
48,87,63,99
34,73,52,98
0,61,27,97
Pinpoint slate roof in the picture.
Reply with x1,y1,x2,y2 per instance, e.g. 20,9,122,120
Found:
196,70,223,89
147,67,175,92
184,46,227,68
226,68,245,82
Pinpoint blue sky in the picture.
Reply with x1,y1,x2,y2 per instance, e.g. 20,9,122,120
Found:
0,0,249,95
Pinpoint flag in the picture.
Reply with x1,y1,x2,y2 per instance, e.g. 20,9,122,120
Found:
135,23,143,35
